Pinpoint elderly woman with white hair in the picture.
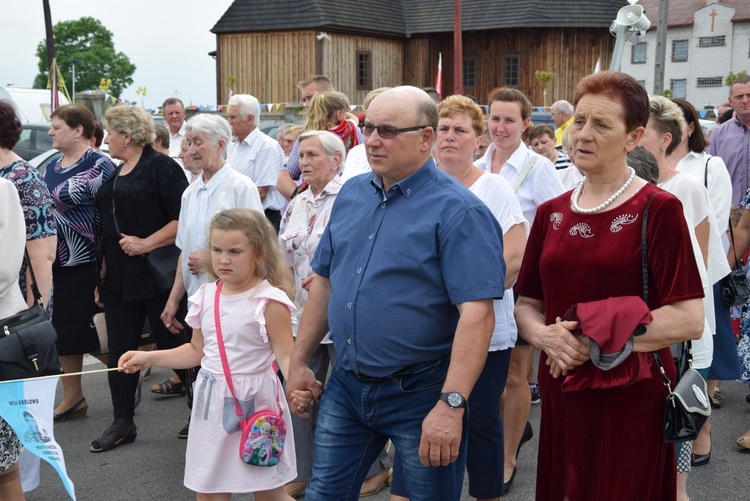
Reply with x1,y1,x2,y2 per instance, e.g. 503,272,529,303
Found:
279,130,345,495
161,114,263,334
92,105,190,452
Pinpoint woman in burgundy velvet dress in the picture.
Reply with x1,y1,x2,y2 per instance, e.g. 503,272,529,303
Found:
514,71,706,500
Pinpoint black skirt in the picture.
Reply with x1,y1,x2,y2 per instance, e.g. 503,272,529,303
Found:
51,264,102,355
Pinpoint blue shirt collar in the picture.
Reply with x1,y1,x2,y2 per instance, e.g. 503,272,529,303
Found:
369,156,437,200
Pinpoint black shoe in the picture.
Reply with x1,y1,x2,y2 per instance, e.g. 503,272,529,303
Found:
90,419,137,453
178,418,190,439
517,421,534,459
502,467,517,496
691,451,711,467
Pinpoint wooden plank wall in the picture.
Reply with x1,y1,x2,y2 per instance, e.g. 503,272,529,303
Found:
217,28,614,107
320,34,405,105
408,28,615,107
217,31,317,104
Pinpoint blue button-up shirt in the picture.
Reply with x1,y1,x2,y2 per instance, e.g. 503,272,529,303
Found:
707,117,750,205
311,158,506,377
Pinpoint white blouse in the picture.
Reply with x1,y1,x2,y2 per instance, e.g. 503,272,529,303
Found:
659,172,727,369
469,172,527,351
474,141,565,222
0,178,27,319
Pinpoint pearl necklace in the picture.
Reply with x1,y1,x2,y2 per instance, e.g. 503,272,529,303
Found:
570,167,635,214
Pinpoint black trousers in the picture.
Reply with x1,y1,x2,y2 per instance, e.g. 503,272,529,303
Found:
102,287,188,419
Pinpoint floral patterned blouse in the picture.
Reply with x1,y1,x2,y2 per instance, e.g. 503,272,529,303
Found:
0,159,57,296
279,175,343,338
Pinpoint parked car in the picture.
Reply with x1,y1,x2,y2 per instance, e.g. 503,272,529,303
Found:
26,149,62,176
13,123,54,160
261,124,280,139
530,111,555,126
699,119,716,139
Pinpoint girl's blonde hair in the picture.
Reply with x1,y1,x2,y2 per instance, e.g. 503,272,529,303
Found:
207,208,294,299
305,91,350,131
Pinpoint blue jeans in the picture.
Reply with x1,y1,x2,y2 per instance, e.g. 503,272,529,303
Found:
392,349,511,498
306,356,467,501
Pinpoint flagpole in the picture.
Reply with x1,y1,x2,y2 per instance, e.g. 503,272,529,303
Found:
453,0,463,95
0,367,122,385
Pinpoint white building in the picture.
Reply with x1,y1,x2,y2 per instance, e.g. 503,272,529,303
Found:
620,0,750,109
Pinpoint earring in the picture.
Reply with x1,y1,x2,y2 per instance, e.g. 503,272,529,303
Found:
75,138,79,142
125,143,129,148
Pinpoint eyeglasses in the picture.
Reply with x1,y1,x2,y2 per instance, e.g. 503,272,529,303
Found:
362,123,430,138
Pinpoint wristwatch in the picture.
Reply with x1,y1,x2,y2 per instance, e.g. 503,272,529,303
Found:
439,391,466,409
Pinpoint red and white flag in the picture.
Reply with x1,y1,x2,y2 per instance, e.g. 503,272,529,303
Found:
435,52,443,99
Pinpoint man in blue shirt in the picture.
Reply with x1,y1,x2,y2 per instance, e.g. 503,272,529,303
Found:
286,86,506,500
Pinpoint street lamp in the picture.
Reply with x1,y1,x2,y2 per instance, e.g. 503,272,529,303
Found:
71,59,80,102
609,0,651,71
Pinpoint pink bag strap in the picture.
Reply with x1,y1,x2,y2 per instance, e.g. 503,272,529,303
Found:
213,281,282,421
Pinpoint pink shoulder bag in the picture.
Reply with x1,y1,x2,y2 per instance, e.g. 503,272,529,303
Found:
214,281,287,467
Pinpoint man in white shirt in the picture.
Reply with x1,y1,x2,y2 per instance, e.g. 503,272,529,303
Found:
226,94,286,231
162,97,192,182
163,97,187,156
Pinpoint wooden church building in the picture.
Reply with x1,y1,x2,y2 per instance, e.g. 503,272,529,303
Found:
211,0,626,106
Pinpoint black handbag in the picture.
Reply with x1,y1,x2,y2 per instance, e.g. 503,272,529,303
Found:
112,171,180,294
0,251,62,381
144,245,181,294
641,195,711,443
653,352,711,443
721,221,750,306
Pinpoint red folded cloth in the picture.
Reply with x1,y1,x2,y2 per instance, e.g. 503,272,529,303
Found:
561,296,654,391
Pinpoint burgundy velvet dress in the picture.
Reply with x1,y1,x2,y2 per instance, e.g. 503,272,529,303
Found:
515,183,704,501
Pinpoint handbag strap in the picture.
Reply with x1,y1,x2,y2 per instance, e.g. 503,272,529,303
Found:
644,194,693,388
512,153,540,192
213,281,282,421
728,214,743,270
23,249,44,306
110,168,123,237
703,155,711,188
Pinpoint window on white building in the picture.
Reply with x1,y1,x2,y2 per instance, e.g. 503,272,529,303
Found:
697,77,723,87
637,80,646,88
698,36,726,47
503,56,519,87
670,79,687,99
672,40,688,62
632,43,647,64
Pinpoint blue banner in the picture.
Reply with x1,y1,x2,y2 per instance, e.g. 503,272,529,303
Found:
0,377,75,499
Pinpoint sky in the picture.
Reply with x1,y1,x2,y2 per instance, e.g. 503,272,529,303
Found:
1,0,235,110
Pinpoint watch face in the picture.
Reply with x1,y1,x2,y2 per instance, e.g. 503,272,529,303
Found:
447,392,463,407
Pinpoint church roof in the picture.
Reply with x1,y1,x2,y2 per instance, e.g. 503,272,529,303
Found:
211,0,626,37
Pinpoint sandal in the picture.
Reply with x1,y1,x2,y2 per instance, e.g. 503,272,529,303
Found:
150,378,185,395
738,431,750,450
90,420,137,453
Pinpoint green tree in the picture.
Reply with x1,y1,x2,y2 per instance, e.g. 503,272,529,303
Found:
33,17,136,98
727,71,749,87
